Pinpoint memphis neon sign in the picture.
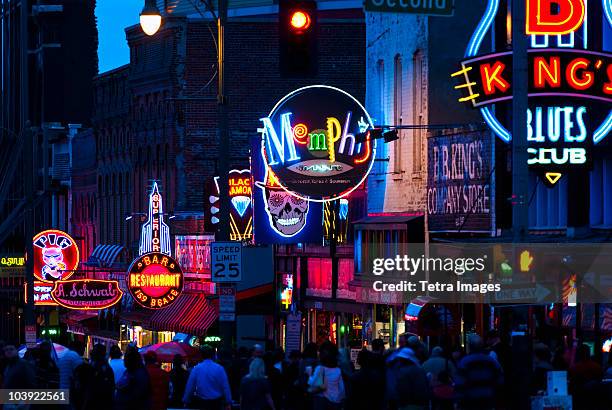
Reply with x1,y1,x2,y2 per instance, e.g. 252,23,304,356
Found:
258,85,376,201
139,182,171,256
453,0,612,184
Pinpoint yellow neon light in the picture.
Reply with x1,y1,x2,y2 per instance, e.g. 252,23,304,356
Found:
459,94,481,102
545,172,562,185
451,66,473,77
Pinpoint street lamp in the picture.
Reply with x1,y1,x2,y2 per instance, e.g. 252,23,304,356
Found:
140,0,162,36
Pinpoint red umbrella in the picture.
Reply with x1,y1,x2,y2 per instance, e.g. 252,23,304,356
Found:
139,341,200,363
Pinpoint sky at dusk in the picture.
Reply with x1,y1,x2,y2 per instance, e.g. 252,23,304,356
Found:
96,0,141,74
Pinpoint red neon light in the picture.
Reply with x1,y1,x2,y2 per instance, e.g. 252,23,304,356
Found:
605,65,612,95
33,230,80,283
566,58,594,90
526,0,585,36
290,11,311,31
354,134,371,164
534,56,561,89
480,62,510,95
292,123,309,145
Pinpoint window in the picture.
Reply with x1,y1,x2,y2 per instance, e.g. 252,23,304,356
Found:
412,50,424,173
590,158,612,227
528,173,567,229
376,59,385,122
393,54,402,174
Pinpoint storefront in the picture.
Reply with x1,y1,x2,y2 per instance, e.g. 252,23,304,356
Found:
353,215,425,348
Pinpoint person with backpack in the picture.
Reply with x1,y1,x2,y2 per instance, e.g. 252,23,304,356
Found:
72,343,115,410
307,342,345,410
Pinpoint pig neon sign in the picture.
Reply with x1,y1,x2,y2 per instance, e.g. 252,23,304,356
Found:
453,0,612,185
258,85,376,201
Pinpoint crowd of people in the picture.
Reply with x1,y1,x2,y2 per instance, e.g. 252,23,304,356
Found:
1,332,612,410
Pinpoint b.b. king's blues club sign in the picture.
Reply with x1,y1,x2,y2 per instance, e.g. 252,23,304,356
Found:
453,0,612,187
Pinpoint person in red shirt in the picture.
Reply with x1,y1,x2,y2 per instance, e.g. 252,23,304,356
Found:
144,351,170,410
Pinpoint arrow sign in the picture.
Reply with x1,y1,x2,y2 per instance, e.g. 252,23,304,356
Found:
495,283,552,303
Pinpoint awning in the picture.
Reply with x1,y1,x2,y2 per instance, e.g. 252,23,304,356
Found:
86,244,124,267
119,310,152,327
149,294,218,336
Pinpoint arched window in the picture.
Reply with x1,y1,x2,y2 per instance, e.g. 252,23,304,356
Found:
393,54,403,173
412,50,425,173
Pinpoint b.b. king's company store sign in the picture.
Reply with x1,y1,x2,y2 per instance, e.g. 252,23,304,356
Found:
427,131,494,233
453,0,612,185
127,252,184,309
258,85,376,201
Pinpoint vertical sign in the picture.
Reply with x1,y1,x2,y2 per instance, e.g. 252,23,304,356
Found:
140,182,171,256
25,325,37,348
285,312,302,353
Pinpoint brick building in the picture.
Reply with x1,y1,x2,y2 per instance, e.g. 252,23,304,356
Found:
94,5,366,256
92,1,367,343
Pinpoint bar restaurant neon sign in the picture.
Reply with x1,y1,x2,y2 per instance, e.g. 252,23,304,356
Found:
127,252,184,309
453,0,612,185
258,85,376,201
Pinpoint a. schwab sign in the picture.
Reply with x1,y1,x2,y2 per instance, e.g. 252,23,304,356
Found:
427,130,494,233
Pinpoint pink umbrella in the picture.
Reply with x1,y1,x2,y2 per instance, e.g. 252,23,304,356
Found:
19,342,69,360
139,341,200,363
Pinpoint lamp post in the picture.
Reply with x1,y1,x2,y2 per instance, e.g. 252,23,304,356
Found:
140,0,233,351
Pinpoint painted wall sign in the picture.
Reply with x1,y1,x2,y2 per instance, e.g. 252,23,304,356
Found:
139,182,171,256
364,0,454,16
251,137,323,244
127,252,183,309
452,0,612,185
258,85,376,201
427,131,494,233
51,279,123,310
33,230,80,282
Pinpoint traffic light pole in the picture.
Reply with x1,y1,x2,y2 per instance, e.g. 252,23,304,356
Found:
215,0,235,355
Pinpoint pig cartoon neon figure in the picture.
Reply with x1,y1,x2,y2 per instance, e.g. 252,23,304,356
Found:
41,247,67,281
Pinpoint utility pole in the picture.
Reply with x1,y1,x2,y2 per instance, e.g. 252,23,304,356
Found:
21,0,35,334
510,2,532,409
512,0,529,242
215,0,235,354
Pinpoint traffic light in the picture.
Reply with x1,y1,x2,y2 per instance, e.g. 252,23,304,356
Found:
279,0,317,77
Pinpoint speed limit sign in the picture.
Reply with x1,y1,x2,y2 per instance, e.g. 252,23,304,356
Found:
211,241,242,282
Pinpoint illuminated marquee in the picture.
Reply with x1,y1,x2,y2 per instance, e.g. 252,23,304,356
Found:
211,170,253,241
25,281,58,306
453,0,612,185
280,273,293,311
258,85,376,201
51,279,123,310
139,182,171,256
127,252,183,309
33,230,80,282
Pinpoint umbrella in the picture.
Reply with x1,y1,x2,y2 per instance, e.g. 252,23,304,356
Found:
19,341,69,361
139,341,200,363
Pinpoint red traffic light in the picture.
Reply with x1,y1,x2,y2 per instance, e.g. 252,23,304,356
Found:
290,10,311,31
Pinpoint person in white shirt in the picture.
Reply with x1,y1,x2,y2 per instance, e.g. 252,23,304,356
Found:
308,341,345,410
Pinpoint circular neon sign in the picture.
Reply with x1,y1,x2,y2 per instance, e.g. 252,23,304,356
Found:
259,85,376,202
127,252,184,309
33,230,80,282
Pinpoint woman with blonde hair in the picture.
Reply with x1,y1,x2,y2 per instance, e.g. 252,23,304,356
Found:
240,358,276,410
